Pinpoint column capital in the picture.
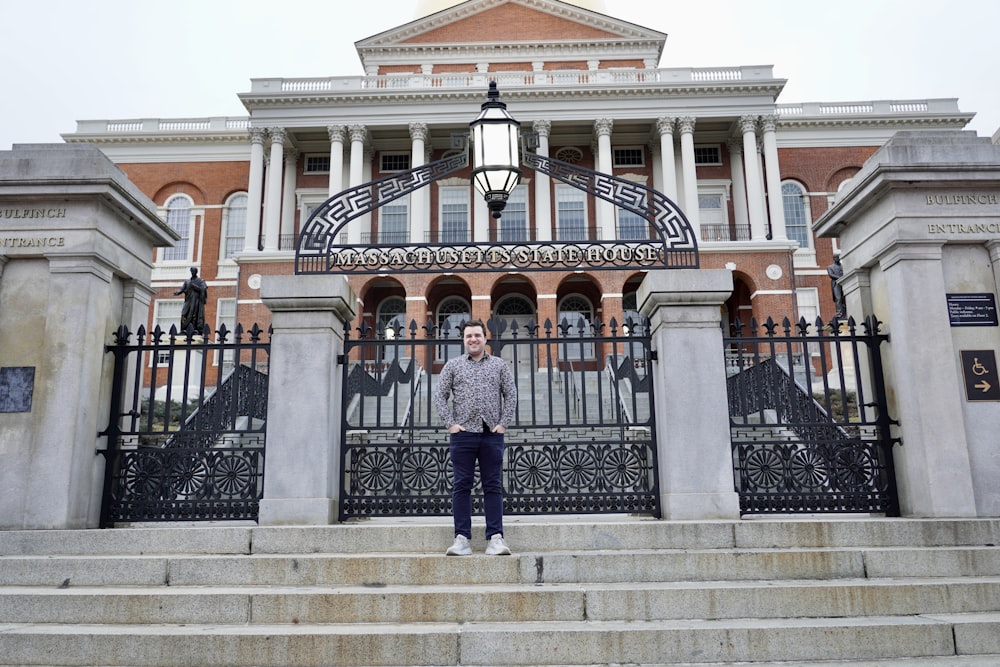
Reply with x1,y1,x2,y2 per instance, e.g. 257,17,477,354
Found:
267,127,286,145
249,127,267,144
759,114,778,133
409,122,429,142
533,119,551,137
327,125,347,143
739,115,759,135
348,124,368,144
677,117,696,135
283,146,299,162
594,118,614,137
726,137,744,155
655,117,676,137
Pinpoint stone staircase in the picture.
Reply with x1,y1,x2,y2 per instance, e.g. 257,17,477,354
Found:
1,517,999,666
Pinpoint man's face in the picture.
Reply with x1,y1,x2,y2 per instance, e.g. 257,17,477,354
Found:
463,325,486,358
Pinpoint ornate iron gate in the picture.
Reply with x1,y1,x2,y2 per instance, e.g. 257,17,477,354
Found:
99,324,270,526
340,316,658,519
724,315,900,515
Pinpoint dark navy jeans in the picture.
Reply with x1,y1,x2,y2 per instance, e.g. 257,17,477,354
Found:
449,430,505,540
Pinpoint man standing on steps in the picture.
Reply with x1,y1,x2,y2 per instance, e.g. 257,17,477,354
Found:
433,319,516,556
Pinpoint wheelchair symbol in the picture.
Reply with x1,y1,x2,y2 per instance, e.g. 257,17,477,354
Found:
971,358,988,376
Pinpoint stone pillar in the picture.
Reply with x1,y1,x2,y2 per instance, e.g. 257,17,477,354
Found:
409,122,428,244
0,144,173,529
244,127,267,252
327,125,346,198
263,127,285,252
259,274,356,524
637,269,740,519
741,116,767,241
655,117,678,203
281,146,298,248
533,120,552,242
347,125,368,246
760,115,787,241
595,119,615,240
727,138,750,238
815,130,1000,517
678,117,700,238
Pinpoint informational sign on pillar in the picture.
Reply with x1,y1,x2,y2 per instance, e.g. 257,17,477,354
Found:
960,350,1000,401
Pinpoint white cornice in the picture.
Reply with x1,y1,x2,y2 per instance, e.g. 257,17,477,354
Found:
238,81,786,110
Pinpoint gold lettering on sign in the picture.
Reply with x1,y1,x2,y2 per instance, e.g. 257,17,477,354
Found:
925,194,999,206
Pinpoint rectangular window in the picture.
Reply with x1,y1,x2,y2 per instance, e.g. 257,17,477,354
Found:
380,153,410,173
304,155,330,173
556,186,586,241
694,145,722,165
617,208,648,240
162,209,190,261
499,185,528,242
222,195,247,259
439,187,468,243
613,147,644,167
379,198,409,244
151,300,184,364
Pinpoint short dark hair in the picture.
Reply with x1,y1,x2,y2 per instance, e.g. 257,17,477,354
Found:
462,319,486,335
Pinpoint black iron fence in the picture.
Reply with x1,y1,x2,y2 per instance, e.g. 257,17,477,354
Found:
724,315,899,515
99,323,270,526
340,316,658,519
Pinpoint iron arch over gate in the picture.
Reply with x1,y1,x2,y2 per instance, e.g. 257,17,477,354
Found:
339,316,658,519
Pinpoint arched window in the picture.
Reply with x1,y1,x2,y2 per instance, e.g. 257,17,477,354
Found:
162,195,193,262
494,294,535,369
558,294,595,359
377,297,407,336
782,182,810,248
221,193,247,260
436,296,470,360
377,296,407,361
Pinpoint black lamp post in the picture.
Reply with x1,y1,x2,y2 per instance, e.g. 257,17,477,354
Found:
470,81,521,219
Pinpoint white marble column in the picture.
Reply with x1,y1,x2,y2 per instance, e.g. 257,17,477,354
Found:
760,115,787,241
409,122,428,244
740,116,767,241
533,120,552,242
655,117,678,203
327,125,346,198
347,125,367,245
263,128,286,252
244,127,267,252
678,117,700,238
280,147,298,249
595,118,615,240
727,138,750,238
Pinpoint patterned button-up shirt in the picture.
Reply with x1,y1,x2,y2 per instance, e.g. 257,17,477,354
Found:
434,352,516,432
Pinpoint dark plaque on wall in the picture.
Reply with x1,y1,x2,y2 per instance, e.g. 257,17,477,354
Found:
947,293,999,327
0,366,35,413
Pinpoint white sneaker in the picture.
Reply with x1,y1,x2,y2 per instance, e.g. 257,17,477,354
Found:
485,533,511,556
446,534,472,556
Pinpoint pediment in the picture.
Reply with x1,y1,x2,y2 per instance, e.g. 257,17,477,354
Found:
355,0,666,69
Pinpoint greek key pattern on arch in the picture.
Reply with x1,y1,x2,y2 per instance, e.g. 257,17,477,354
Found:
522,151,699,254
296,148,470,271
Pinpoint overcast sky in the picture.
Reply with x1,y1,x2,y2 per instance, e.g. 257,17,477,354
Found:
1,0,997,152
